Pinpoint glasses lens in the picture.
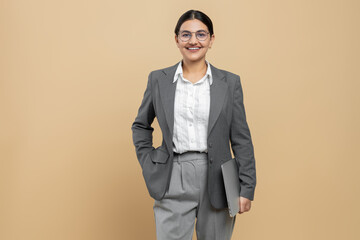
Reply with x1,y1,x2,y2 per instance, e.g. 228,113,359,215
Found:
180,31,191,41
196,31,208,41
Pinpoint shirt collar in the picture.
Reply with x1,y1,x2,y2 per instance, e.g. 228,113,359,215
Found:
173,60,213,85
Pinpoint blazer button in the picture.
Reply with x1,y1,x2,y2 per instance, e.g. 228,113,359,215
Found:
209,142,213,148
210,157,213,163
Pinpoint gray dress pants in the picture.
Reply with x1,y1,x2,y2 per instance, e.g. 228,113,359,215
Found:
153,152,236,240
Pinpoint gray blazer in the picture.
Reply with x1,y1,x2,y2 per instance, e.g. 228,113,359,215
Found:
131,61,256,209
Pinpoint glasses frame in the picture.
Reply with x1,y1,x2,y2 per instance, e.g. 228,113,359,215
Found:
178,30,210,42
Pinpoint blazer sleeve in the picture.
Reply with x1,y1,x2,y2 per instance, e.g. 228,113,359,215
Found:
131,72,156,168
230,75,257,201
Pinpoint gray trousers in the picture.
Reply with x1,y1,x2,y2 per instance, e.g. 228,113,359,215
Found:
153,152,236,240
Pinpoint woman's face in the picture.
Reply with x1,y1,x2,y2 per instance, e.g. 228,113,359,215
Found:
175,19,215,63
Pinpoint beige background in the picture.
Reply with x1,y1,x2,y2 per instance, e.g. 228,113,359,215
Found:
1,0,359,239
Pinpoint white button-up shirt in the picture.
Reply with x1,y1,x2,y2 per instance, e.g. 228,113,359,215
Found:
172,60,213,154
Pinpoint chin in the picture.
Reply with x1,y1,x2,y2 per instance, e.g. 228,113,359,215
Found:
188,56,205,62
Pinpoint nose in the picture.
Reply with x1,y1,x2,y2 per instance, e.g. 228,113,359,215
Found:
189,33,198,44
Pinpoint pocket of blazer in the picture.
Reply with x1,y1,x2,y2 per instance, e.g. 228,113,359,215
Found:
150,147,170,164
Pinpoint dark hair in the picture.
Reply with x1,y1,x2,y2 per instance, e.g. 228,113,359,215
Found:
174,10,214,37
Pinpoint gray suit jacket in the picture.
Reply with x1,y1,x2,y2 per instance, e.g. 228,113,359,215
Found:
131,61,256,209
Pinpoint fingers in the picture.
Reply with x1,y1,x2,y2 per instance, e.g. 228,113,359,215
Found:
238,197,252,214
238,205,250,214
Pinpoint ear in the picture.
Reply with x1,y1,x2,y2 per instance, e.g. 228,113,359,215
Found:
175,34,180,48
209,34,215,48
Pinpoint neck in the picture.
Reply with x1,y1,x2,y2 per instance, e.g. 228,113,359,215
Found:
182,58,207,75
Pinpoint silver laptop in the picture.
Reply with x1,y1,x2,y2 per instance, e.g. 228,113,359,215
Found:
221,158,240,217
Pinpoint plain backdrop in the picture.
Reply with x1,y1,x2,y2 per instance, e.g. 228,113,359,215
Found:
1,0,359,239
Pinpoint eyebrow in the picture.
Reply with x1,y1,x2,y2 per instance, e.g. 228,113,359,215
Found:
180,29,206,32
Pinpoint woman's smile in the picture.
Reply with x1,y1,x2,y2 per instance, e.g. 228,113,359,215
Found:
186,47,202,52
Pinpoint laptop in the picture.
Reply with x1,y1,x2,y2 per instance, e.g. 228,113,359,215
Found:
221,158,241,217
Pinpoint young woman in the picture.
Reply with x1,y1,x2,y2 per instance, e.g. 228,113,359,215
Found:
132,9,257,240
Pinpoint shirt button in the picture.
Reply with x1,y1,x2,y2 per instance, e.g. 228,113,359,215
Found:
189,123,193,127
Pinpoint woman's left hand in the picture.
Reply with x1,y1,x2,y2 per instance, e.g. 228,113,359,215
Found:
238,196,251,214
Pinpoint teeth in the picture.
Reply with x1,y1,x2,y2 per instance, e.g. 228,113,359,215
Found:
188,48,200,50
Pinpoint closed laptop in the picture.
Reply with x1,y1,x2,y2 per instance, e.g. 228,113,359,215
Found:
221,158,240,217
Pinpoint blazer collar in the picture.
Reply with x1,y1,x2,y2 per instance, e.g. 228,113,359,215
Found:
173,59,213,85
157,60,227,141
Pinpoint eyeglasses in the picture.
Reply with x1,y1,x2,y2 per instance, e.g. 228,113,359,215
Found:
178,30,210,42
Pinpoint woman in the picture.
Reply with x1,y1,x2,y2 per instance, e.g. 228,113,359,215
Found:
131,9,256,240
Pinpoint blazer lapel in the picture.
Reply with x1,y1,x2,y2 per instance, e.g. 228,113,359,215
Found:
157,62,178,138
158,61,227,143
207,63,227,136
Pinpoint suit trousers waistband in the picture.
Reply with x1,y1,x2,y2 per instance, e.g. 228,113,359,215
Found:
173,151,208,162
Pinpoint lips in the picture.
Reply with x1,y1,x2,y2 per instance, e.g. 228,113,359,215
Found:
186,47,202,52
